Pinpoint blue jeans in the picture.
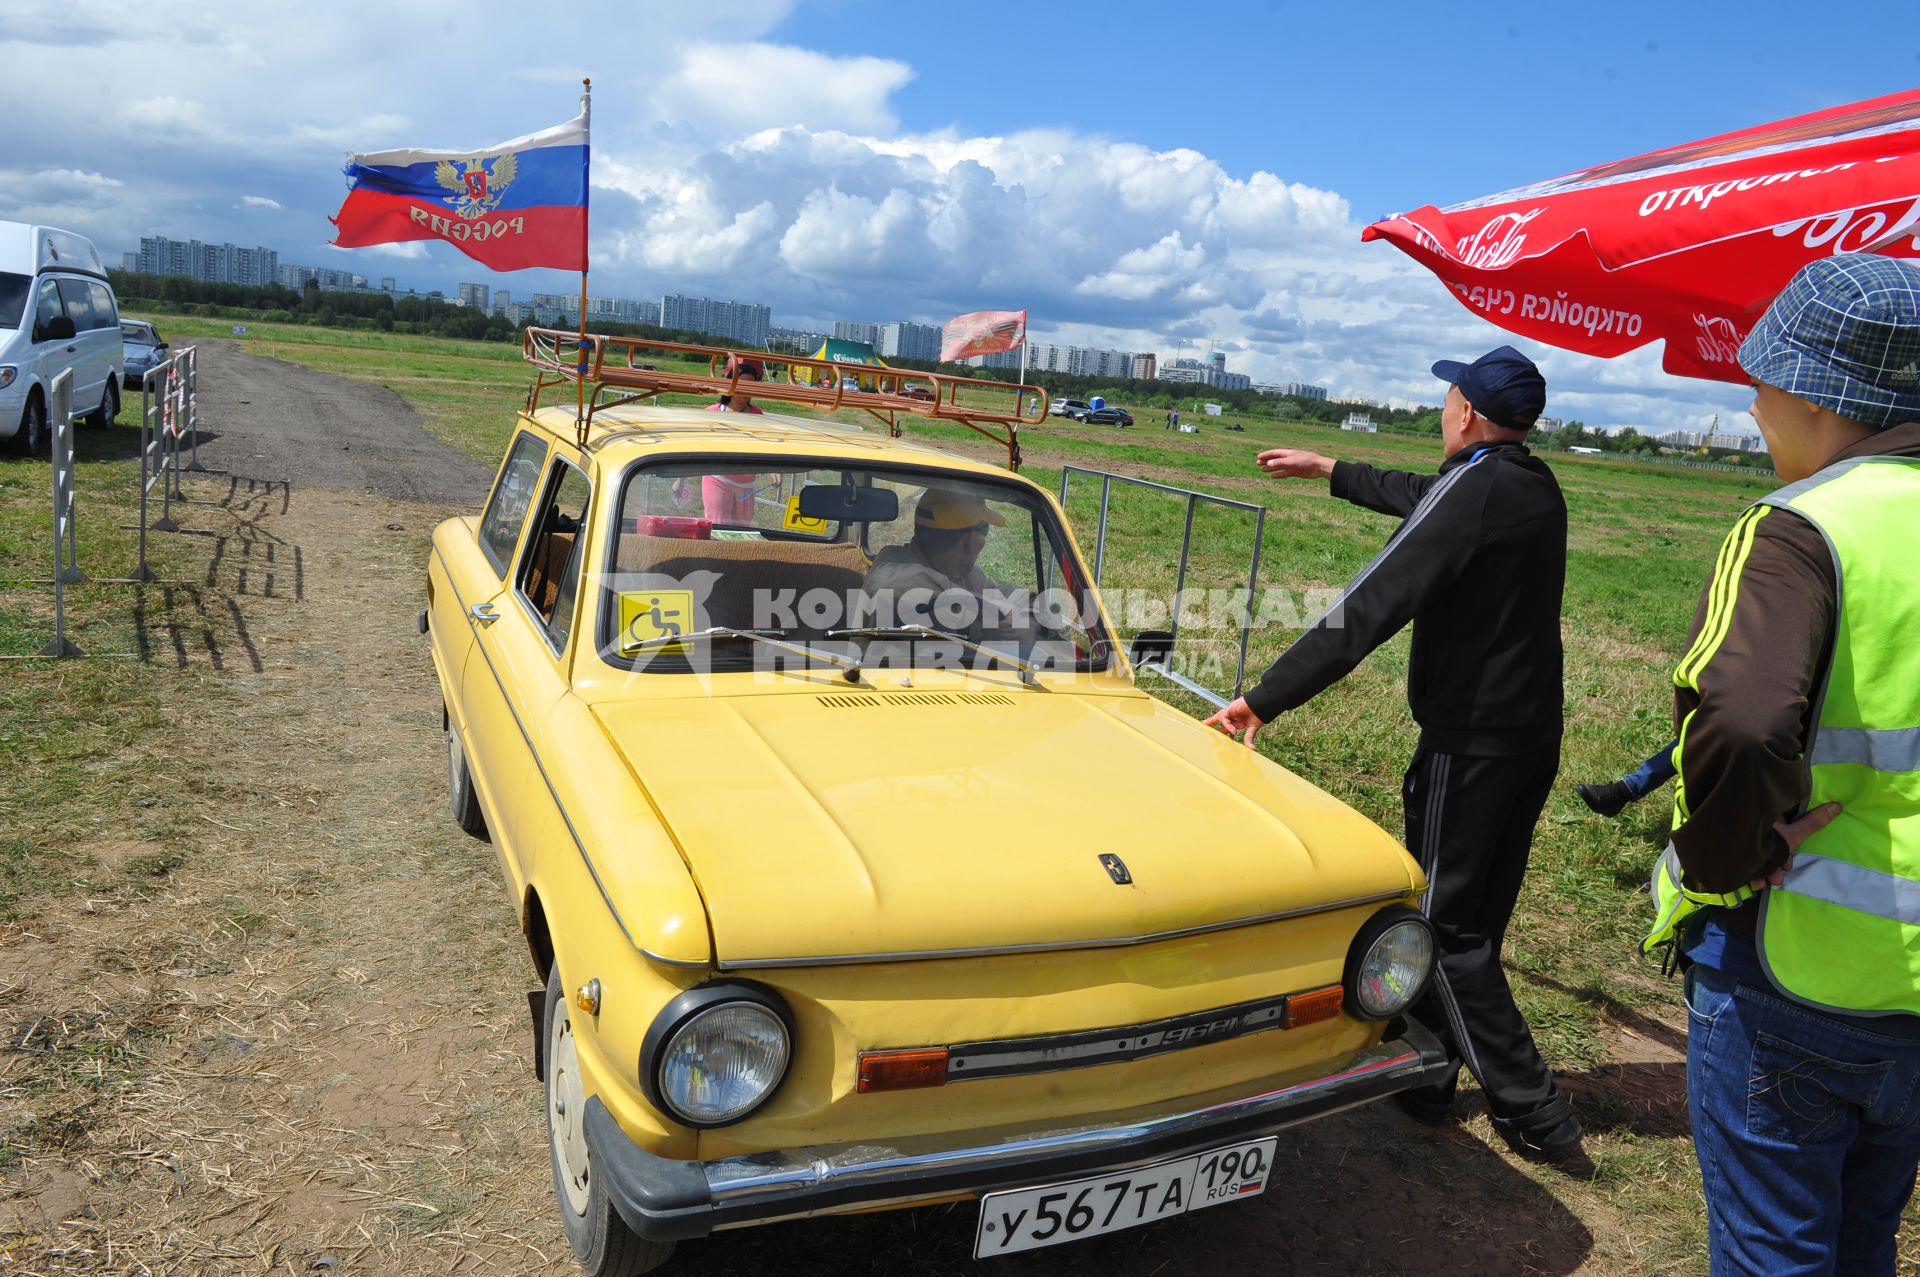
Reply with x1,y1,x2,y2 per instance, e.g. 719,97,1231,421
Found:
1622,740,1678,798
1686,960,1920,1274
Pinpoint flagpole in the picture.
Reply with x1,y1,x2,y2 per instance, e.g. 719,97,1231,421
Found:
577,76,592,428
1017,310,1028,401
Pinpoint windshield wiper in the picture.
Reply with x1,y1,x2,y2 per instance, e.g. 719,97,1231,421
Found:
626,626,868,681
826,625,1042,687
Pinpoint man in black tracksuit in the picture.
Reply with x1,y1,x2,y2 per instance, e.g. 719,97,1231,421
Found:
1205,345,1576,1155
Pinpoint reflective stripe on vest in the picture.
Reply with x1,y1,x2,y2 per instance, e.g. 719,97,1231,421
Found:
1643,844,1755,957
1810,726,1920,771
1753,457,1920,1016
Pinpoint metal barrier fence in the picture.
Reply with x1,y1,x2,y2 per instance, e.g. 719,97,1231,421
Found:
1058,465,1266,709
39,371,83,657
7,346,209,659
135,345,199,579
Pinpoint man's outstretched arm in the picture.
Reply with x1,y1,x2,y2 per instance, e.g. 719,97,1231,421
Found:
1209,463,1486,744
1255,448,1439,518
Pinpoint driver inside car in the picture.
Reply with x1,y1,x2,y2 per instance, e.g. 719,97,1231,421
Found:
860,488,1037,641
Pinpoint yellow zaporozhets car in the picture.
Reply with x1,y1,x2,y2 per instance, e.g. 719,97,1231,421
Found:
422,333,1448,1275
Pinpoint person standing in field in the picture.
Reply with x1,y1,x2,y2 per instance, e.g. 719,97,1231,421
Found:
700,355,765,522
1204,345,1579,1157
1642,254,1920,1274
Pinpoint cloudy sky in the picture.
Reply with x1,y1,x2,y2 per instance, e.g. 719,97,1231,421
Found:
5,0,1916,433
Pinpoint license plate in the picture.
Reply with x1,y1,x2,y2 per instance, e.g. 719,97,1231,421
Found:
973,1136,1277,1258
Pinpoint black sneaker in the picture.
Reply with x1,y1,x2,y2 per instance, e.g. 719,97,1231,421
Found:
1392,1089,1457,1126
1496,1111,1584,1161
1576,780,1634,818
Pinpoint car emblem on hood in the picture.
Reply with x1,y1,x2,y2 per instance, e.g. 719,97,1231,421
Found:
1098,854,1132,886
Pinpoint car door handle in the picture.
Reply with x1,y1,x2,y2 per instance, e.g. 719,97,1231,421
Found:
65,345,77,354
468,603,500,626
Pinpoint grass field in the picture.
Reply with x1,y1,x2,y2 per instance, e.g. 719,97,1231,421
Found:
0,315,1876,1272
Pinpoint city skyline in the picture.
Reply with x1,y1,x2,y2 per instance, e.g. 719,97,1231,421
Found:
118,230,1269,393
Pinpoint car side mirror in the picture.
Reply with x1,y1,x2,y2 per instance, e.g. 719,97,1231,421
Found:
38,315,76,343
1129,629,1174,669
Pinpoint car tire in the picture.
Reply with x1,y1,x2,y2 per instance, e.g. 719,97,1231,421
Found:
544,965,676,1277
83,381,119,429
445,707,490,840
13,393,46,457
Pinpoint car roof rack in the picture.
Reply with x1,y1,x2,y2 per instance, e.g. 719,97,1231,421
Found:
523,328,1043,470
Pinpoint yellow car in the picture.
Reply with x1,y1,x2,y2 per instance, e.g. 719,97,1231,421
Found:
423,337,1446,1275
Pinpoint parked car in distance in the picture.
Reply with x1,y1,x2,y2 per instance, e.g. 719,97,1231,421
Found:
425,346,1446,1275
1048,397,1090,418
0,220,123,455
1085,406,1133,428
121,319,169,389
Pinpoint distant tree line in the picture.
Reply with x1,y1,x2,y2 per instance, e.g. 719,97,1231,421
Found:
1538,420,1770,465
109,271,738,348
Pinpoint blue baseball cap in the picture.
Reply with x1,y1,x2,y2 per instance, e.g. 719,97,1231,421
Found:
1739,254,1920,430
1431,345,1547,431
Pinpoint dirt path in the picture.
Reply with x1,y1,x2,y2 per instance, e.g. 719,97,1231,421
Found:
2,343,1686,1275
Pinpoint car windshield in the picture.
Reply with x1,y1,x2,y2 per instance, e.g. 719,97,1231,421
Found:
0,273,29,331
122,321,159,344
601,462,1111,676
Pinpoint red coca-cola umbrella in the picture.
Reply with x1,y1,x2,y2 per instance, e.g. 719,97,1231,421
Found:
1363,88,1920,383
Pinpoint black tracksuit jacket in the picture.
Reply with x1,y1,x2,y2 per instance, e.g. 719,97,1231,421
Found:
1241,441,1567,756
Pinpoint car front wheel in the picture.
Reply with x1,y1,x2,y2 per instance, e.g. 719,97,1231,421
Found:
544,966,676,1276
445,707,490,839
13,394,46,457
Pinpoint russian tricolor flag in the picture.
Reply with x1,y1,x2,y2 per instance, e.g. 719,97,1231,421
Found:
330,107,589,272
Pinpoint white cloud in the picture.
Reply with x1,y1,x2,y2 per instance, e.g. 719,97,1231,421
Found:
31,168,122,191
1075,233,1211,303
651,43,912,136
292,115,414,151
119,95,217,137
239,195,283,210
325,241,428,261
779,187,931,278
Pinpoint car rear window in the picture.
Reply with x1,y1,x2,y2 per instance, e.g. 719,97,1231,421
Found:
0,273,27,330
88,282,118,329
478,432,549,575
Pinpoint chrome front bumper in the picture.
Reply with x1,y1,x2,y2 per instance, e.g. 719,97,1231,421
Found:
585,1020,1451,1241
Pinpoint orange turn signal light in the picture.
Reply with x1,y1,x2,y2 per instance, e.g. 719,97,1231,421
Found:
1284,985,1344,1029
857,1047,950,1094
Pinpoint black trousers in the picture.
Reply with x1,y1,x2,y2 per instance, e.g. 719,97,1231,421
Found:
1401,743,1571,1135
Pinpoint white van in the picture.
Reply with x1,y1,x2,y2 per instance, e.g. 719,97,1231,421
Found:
0,221,123,456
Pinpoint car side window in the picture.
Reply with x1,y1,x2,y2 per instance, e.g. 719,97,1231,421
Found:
56,278,96,330
33,279,64,339
516,459,592,650
87,283,118,329
477,433,548,575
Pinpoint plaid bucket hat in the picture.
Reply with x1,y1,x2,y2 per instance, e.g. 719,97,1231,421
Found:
1739,254,1920,429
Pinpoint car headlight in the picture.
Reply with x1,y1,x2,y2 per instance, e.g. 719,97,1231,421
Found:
1344,907,1435,1020
0,367,15,389
640,983,793,1127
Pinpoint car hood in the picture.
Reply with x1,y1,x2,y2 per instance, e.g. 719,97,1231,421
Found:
591,689,1416,965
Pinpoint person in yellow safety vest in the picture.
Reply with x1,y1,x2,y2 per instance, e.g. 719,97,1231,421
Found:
1645,253,1920,1276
